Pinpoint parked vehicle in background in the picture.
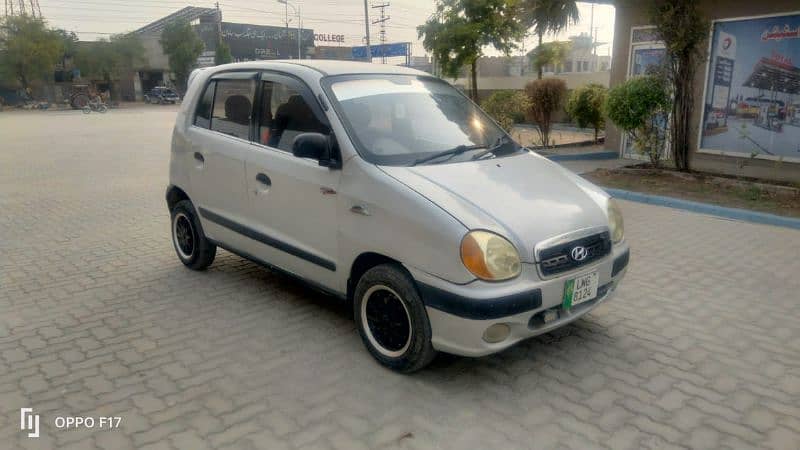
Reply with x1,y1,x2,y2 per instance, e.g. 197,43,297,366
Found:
166,61,629,372
145,87,180,104
69,84,91,109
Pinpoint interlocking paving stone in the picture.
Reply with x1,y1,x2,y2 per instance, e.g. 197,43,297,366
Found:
1,106,799,449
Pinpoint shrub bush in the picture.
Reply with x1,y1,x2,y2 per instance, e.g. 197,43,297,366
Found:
524,78,567,148
480,90,530,132
566,83,607,143
605,75,670,166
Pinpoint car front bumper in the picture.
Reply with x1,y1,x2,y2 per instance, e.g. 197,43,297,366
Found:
409,243,629,357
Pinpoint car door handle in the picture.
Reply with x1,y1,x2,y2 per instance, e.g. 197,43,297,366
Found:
256,173,271,187
350,205,370,216
193,152,204,163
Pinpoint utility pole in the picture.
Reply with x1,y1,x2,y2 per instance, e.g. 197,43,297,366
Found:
215,2,222,35
283,0,290,58
297,5,302,59
363,0,371,61
371,2,389,64
277,0,301,59
589,2,595,72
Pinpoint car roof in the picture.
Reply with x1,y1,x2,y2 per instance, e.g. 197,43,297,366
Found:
207,59,429,77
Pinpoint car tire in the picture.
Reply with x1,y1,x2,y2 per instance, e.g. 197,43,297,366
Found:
354,264,437,373
170,200,216,270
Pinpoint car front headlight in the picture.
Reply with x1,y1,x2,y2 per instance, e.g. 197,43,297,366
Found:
607,198,625,243
460,231,521,281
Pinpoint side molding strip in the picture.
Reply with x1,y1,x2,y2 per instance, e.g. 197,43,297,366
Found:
198,207,336,271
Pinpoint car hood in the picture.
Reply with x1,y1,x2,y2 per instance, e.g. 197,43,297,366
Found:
379,152,611,263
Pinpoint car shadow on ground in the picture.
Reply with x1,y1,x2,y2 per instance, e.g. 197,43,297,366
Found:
177,248,613,379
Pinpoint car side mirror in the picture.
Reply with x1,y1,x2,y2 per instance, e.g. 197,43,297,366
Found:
291,132,341,169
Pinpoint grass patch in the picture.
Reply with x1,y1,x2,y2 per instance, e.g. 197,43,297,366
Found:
583,168,800,218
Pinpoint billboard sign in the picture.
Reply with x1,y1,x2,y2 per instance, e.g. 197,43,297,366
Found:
352,42,410,59
700,13,800,162
212,22,314,60
196,51,216,68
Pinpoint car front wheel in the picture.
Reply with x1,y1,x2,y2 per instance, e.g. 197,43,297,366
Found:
354,264,437,373
170,200,216,270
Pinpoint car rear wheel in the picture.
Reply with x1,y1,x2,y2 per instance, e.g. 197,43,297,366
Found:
354,264,437,372
170,200,216,270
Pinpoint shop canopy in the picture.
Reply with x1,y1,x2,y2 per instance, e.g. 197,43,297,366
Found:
742,57,800,95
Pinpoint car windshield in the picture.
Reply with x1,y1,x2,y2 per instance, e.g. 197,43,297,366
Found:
328,75,519,166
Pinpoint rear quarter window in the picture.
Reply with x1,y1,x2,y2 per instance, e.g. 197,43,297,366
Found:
210,79,256,140
194,81,215,129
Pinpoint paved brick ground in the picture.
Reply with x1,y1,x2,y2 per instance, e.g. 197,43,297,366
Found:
1,107,799,450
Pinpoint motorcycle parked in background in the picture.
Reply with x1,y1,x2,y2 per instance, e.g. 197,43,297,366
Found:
83,101,108,114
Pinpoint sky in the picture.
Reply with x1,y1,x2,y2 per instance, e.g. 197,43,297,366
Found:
35,0,615,60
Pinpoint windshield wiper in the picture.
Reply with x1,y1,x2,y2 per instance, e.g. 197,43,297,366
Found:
470,136,511,161
411,144,486,166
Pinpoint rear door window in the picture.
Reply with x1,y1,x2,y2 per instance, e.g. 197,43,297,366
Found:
194,81,215,129
209,79,256,140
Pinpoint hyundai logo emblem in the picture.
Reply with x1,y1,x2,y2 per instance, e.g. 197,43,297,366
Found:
571,246,588,261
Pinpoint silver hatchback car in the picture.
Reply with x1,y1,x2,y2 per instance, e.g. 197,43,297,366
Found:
167,60,629,372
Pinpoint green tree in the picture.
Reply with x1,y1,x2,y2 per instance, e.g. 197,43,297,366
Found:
214,38,233,65
0,15,63,90
54,29,78,70
74,40,114,84
524,77,567,147
605,75,670,167
566,83,607,143
527,40,571,76
160,20,204,93
74,33,144,99
480,90,530,131
650,0,708,171
521,0,579,79
417,0,524,102
111,34,145,74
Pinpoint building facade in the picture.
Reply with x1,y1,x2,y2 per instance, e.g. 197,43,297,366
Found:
450,54,610,102
130,7,314,99
539,34,611,75
608,0,800,182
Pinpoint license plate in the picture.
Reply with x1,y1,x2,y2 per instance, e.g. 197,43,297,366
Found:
562,271,599,309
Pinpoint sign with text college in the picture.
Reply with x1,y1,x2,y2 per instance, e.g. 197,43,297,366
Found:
700,13,800,162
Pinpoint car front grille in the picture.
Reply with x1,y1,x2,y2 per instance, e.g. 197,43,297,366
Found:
538,231,612,276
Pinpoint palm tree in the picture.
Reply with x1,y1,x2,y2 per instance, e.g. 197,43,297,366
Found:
527,40,572,75
523,0,580,78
